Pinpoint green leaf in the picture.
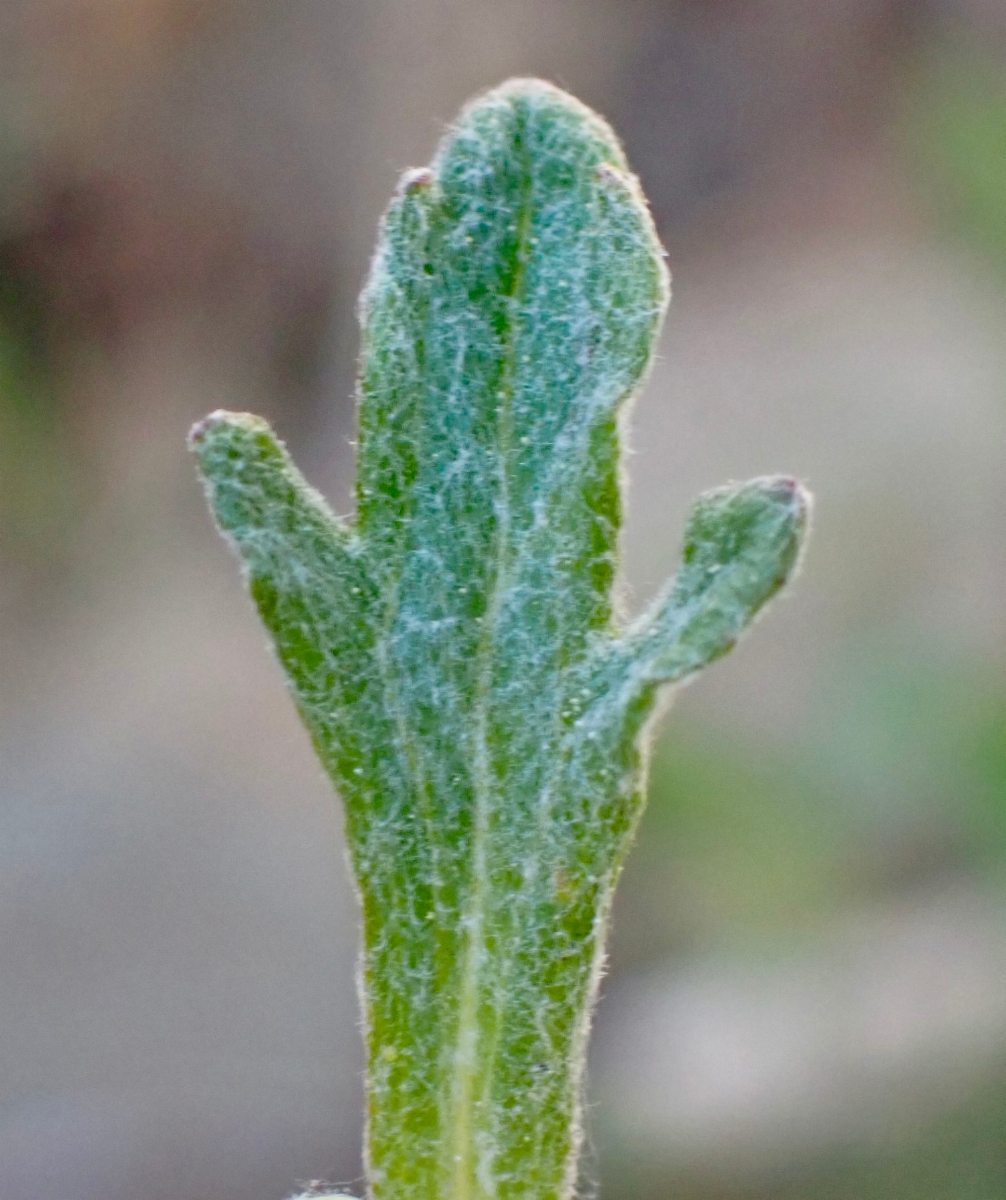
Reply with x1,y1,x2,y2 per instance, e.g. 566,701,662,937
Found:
191,79,809,1200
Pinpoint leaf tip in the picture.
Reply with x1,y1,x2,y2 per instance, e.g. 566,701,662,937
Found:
684,473,812,609
188,409,273,456
399,166,435,194
748,472,812,535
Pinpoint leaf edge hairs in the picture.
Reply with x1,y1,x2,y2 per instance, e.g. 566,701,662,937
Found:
190,78,810,1200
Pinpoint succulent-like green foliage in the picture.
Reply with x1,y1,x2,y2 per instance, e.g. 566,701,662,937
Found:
190,80,809,1200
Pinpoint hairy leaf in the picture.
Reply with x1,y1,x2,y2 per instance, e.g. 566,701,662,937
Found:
191,79,809,1200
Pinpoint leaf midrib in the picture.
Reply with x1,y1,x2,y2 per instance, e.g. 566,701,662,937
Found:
446,112,536,1200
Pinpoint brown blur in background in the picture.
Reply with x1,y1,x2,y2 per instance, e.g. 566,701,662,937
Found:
3,3,1006,1198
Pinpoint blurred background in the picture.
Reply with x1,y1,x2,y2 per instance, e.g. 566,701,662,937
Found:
3,2,1006,1197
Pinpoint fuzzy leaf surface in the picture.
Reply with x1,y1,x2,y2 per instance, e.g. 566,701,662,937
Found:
191,79,809,1200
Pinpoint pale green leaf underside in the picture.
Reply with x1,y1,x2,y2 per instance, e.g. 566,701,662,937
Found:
191,79,809,1200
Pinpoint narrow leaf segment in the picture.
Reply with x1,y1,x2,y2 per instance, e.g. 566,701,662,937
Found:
191,79,809,1200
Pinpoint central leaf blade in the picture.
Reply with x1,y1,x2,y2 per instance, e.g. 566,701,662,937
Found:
353,80,669,1199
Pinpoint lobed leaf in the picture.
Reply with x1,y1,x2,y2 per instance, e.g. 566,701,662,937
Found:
191,79,809,1200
